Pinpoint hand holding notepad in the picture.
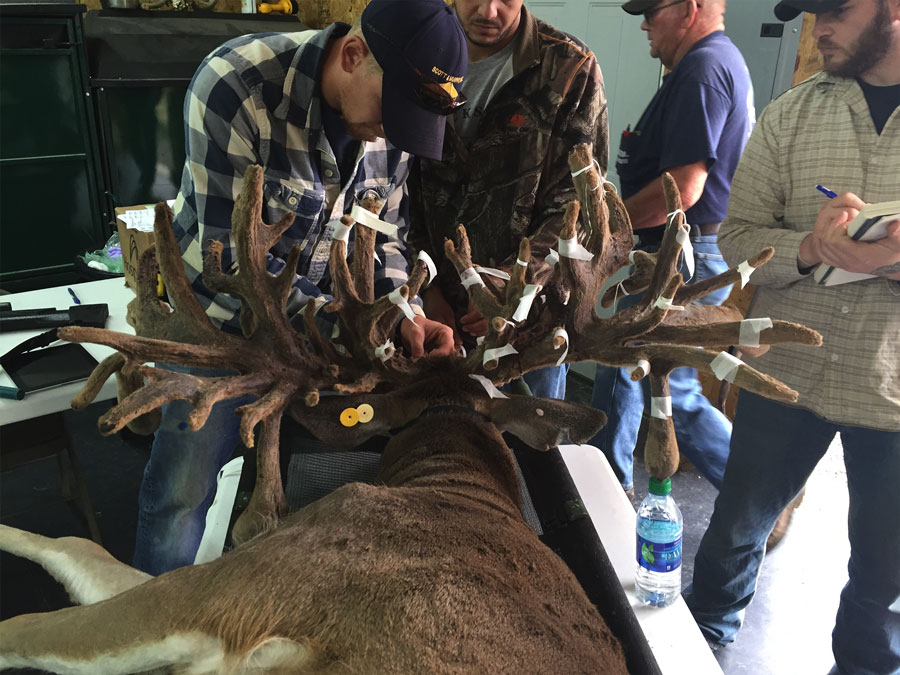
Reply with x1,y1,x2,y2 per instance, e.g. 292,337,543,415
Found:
812,199,900,286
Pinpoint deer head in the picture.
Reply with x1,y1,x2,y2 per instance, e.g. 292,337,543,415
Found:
0,145,821,674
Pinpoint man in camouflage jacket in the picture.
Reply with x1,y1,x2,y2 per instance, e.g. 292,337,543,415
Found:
409,0,608,399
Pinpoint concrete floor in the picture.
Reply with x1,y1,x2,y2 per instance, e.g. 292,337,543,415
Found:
1,373,850,674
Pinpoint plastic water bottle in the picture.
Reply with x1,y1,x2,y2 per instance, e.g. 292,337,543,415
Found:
635,477,683,607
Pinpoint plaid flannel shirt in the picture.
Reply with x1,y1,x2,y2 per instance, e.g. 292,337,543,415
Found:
171,25,416,332
719,71,900,431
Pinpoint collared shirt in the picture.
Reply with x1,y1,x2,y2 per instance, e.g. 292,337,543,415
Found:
171,25,414,332
719,71,900,431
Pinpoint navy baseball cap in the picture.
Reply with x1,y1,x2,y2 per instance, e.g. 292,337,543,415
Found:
362,0,468,160
774,0,848,21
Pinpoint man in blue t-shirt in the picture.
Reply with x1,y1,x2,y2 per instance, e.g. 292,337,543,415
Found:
590,0,755,499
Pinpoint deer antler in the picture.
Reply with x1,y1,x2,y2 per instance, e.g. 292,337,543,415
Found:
444,144,821,479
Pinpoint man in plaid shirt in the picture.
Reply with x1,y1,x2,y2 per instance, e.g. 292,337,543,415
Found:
135,0,467,575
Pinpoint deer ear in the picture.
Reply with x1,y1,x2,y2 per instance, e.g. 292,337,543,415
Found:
486,396,607,451
288,392,427,449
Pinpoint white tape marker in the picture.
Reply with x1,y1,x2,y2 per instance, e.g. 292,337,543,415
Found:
625,359,650,379
331,219,352,243
416,250,437,287
737,260,755,288
558,236,594,261
675,225,695,280
516,258,528,267
459,267,485,289
375,340,395,362
711,351,743,383
513,284,542,322
483,343,519,366
546,250,560,269
654,295,685,311
349,204,398,236
468,374,508,399
553,327,569,366
388,288,416,322
739,317,773,348
650,395,673,419
474,266,511,281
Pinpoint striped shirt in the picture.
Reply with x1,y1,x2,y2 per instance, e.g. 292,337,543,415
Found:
171,25,415,332
719,71,900,431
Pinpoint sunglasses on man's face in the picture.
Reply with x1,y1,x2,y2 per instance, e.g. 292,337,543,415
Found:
642,0,691,23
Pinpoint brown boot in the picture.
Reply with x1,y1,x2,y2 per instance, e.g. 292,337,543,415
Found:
766,486,806,552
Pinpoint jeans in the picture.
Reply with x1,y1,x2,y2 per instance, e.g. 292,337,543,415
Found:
522,364,569,400
133,364,253,575
684,392,900,675
589,234,733,490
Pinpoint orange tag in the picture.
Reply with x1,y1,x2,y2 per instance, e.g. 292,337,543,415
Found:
340,408,359,427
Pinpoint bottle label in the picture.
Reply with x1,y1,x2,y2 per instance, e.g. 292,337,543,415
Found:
636,534,682,573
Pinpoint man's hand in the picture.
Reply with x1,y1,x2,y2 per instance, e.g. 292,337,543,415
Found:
460,299,488,338
801,192,900,278
421,286,462,349
399,316,455,360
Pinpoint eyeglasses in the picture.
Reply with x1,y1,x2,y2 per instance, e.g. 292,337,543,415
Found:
642,0,690,23
364,22,467,116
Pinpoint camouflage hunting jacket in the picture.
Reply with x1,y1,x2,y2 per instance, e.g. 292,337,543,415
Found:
409,7,609,310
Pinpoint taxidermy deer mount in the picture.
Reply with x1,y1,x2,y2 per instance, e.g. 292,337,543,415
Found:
0,144,820,674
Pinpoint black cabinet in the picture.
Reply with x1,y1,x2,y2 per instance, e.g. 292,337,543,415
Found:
0,4,107,292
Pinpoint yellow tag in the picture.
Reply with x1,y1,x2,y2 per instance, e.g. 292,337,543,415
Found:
357,403,374,424
439,81,458,98
340,408,359,427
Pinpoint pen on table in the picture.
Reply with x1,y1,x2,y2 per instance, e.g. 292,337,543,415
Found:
816,184,838,199
67,287,82,305
0,386,24,400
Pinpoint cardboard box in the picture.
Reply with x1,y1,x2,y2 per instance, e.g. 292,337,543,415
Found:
115,204,160,290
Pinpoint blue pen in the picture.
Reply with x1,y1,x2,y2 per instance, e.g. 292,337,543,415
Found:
816,184,838,199
67,287,81,305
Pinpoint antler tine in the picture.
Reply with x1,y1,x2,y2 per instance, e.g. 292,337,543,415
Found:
444,225,505,318
674,247,773,305
351,195,381,304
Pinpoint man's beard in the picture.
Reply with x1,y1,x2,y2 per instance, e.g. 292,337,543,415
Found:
820,0,892,77
464,21,514,48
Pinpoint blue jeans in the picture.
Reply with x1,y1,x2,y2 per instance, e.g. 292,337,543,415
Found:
684,392,900,675
133,364,253,575
589,234,732,490
523,364,568,400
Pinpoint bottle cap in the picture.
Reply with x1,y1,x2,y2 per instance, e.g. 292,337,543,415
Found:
648,477,672,495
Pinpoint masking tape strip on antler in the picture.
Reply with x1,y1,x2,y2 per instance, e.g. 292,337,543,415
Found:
375,340,395,361
738,317,773,347
474,266,511,281
711,350,743,383
331,219,353,243
625,359,651,379
459,267,486,289
513,284,542,322
482,343,519,366
388,288,416,323
653,295,685,311
571,158,603,191
670,210,695,280
546,250,560,269
553,328,569,366
558,236,594,261
516,257,528,267
416,250,437,287
650,395,673,419
737,260,755,288
349,204,398,236
468,374,509,399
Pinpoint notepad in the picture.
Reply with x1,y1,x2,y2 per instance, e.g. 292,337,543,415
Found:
813,200,900,286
